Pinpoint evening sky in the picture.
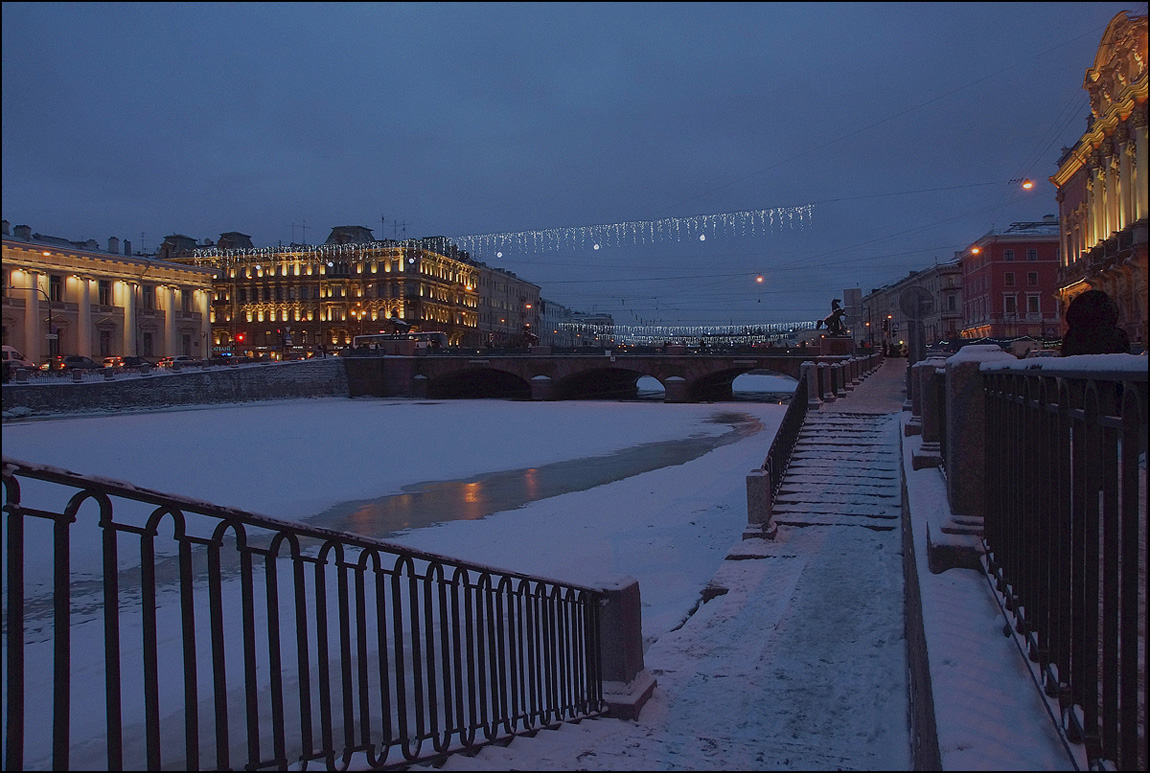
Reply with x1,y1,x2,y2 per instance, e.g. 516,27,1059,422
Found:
2,2,1143,329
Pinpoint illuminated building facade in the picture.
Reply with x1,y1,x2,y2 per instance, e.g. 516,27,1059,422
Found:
2,221,215,365
168,227,481,356
1052,10,1148,347
473,263,541,347
861,260,963,351
957,218,1062,341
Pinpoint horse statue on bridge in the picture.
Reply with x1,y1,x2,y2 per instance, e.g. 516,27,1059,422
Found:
816,298,847,337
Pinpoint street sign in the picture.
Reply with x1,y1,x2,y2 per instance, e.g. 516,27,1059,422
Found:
46,333,58,340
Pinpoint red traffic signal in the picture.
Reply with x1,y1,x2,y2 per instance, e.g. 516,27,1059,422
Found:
236,333,246,343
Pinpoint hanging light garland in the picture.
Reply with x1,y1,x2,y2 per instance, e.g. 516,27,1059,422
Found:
559,319,818,346
451,204,814,259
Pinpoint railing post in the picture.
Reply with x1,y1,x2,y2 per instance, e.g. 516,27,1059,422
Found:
597,576,657,721
744,468,776,539
944,345,1016,518
912,358,947,469
801,361,821,408
833,362,847,397
818,362,835,402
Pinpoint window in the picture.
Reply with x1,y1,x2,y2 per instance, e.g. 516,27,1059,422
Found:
1027,296,1040,313
141,285,155,310
1005,272,1015,286
1027,272,1038,286
947,295,956,311
239,288,247,303
49,274,63,302
1004,296,1017,314
181,289,191,311
1004,249,1015,261
1027,249,1037,261
99,330,112,357
98,280,112,306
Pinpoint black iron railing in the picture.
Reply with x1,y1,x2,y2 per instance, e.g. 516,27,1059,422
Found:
982,365,1147,771
2,458,607,770
763,372,810,500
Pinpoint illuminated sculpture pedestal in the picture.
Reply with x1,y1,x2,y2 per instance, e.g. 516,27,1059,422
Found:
819,336,854,356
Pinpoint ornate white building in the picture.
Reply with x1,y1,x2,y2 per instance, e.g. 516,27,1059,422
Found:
1052,10,1148,347
2,221,215,365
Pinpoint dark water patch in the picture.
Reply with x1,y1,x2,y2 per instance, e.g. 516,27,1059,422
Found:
311,412,765,538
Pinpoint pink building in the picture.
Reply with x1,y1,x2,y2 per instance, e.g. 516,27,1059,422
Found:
959,217,1062,341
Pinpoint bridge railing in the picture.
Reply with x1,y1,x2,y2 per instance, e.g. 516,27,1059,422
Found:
2,457,620,771
980,363,1146,771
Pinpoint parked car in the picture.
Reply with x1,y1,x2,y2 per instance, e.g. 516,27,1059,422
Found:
2,345,36,370
121,356,152,368
44,355,102,372
157,355,197,367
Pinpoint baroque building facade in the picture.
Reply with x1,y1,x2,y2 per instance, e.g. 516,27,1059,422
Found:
2,221,215,364
1052,10,1148,347
167,227,489,355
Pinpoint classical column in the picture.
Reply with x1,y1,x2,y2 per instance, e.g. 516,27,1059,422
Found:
25,271,42,364
200,288,212,358
77,276,92,357
1133,110,1149,221
1086,170,1099,247
1116,124,1133,230
124,282,137,356
164,285,177,356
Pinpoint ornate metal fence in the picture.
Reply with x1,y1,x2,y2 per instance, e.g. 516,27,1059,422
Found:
982,365,1146,771
2,457,607,770
763,372,810,500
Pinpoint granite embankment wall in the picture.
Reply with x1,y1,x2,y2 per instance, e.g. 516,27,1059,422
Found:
2,359,349,416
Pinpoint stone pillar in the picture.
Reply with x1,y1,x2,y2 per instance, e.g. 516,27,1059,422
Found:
912,358,946,468
801,361,821,408
411,373,428,398
744,468,776,539
944,345,1016,517
598,576,657,720
530,375,554,400
818,362,835,402
833,363,847,397
664,376,688,403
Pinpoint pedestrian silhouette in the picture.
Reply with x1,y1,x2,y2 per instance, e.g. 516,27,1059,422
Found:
1060,289,1130,355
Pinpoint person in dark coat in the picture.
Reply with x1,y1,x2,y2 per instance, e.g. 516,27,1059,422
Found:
1060,289,1131,355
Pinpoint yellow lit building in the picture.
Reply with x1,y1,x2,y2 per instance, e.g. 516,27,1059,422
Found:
2,221,215,366
1052,10,1148,347
170,227,481,355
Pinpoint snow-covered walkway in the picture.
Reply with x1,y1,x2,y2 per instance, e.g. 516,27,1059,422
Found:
426,394,911,770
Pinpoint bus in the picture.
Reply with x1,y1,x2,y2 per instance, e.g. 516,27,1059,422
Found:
350,331,449,355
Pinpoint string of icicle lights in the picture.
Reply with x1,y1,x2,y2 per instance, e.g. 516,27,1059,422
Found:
451,204,814,258
560,320,819,346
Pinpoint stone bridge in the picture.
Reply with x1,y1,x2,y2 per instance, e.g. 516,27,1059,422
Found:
343,352,828,402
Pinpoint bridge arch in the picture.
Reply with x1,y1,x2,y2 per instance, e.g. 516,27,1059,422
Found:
553,366,646,400
426,366,531,400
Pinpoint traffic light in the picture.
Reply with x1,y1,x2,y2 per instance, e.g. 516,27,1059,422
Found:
236,332,246,343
